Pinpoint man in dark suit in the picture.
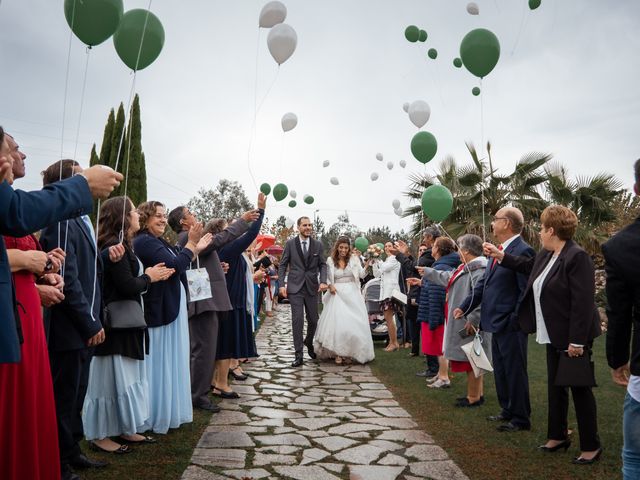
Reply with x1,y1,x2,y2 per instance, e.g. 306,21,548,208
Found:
40,160,110,480
603,159,640,479
455,207,535,432
0,127,122,364
278,216,328,367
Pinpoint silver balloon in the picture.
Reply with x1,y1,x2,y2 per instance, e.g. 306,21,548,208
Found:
285,217,294,228
392,199,400,209
466,2,479,15
267,23,297,65
370,172,379,181
402,102,410,113
399,159,407,168
386,161,394,170
330,177,339,185
375,152,383,161
322,160,330,168
281,112,298,132
289,190,297,198
394,207,403,217
408,100,431,128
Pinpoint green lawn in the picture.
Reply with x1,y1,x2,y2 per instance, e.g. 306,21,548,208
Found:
370,335,625,480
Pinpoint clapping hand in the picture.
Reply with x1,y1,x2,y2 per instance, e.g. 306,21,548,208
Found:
195,233,213,254
145,262,175,283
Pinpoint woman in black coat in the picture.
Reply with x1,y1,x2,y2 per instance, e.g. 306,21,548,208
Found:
83,196,174,452
485,205,602,465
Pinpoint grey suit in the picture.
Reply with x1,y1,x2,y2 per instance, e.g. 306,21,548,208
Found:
278,236,327,359
177,218,248,408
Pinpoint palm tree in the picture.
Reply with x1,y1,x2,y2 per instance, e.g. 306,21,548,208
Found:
405,142,551,246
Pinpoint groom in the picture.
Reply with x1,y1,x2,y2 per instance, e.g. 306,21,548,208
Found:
278,216,328,367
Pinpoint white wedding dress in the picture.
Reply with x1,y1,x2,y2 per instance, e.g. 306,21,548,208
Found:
313,257,375,364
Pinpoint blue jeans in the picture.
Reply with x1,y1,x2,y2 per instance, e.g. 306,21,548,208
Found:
623,393,640,480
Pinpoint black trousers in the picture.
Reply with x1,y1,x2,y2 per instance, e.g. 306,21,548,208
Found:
49,347,91,469
189,311,220,408
546,344,600,451
405,304,421,355
492,330,531,427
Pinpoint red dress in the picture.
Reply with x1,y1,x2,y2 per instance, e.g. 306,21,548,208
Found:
0,236,61,480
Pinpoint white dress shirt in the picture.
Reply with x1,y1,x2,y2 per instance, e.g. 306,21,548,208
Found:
532,255,558,345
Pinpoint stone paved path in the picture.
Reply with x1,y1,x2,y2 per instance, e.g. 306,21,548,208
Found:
181,308,469,480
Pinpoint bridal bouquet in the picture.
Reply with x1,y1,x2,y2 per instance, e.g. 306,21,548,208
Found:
362,244,384,261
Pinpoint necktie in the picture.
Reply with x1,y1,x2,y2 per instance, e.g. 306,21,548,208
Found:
491,245,503,269
82,215,96,244
302,240,308,257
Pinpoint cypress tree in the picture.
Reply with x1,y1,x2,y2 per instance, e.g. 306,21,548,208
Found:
98,109,115,165
108,103,126,171
89,144,99,166
124,95,147,205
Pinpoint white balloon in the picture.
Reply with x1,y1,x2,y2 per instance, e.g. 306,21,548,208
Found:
259,1,287,28
392,199,400,209
376,153,383,161
267,23,297,65
387,161,394,170
466,2,479,15
322,160,330,168
402,102,410,113
370,172,379,181
330,177,339,185
394,207,403,217
408,100,431,128
281,112,298,132
285,217,294,228
289,190,297,198
399,159,407,168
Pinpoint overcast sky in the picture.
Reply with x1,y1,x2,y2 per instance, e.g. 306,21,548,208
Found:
1,0,639,232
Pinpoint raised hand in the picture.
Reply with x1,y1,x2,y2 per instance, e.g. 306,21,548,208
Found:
81,165,123,199
242,209,260,223
483,242,503,260
257,192,267,209
394,240,410,255
195,232,213,254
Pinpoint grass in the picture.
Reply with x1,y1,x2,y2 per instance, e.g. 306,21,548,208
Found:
369,335,625,480
80,408,211,480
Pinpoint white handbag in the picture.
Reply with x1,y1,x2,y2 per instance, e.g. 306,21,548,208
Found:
390,288,407,305
460,329,494,378
186,256,213,302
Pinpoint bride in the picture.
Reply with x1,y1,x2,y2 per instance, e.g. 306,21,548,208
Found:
313,237,375,364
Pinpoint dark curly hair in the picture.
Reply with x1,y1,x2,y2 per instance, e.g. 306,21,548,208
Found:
137,200,165,234
331,236,351,268
98,196,134,250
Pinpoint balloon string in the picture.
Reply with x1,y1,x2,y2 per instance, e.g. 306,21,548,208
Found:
279,130,285,177
510,0,528,56
479,77,486,242
132,1,153,72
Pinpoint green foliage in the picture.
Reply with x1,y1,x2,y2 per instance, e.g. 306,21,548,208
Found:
187,180,253,224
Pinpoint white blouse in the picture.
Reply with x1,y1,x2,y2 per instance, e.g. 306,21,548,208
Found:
532,255,558,345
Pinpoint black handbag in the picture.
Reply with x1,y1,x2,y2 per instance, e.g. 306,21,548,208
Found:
104,300,147,330
554,350,596,388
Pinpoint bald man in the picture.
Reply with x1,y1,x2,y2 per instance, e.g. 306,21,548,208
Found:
455,207,535,432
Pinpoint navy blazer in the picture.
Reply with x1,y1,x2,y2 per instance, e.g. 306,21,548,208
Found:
458,236,536,334
133,231,193,328
218,210,264,309
40,217,104,351
0,176,93,362
603,216,640,376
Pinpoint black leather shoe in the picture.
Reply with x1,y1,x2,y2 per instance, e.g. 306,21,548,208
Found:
291,357,303,367
538,439,571,452
455,396,485,408
497,422,531,432
487,413,511,422
61,470,80,480
195,402,221,413
572,447,602,465
229,368,248,381
70,453,108,469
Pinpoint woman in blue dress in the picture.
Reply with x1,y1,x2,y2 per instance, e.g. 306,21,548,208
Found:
133,201,212,433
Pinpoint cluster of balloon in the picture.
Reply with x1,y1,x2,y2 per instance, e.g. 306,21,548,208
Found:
394,207,404,217
259,1,286,27
322,160,330,168
330,177,339,186
386,161,394,171
354,236,369,252
427,48,438,60
281,112,298,132
288,200,297,208
404,25,427,43
303,195,314,205
460,28,501,79
260,183,271,195
529,0,542,9
376,153,383,162
411,131,438,164
370,172,379,182
272,183,288,201
466,2,479,15
421,185,453,223
259,1,297,66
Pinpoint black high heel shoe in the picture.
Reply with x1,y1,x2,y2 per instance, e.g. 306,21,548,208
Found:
229,367,248,381
572,447,603,465
537,439,571,453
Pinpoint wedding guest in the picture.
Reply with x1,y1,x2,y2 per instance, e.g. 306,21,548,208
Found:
133,201,212,434
376,242,401,352
314,236,375,364
83,197,174,453
485,205,602,464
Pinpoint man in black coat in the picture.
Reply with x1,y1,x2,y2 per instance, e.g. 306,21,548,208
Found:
602,158,640,479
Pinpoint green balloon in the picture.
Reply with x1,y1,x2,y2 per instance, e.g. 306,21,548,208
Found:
404,25,419,43
288,200,297,208
354,236,369,252
453,57,463,68
260,183,271,195
472,87,481,96
376,243,384,250
428,48,438,59
303,195,314,205
113,9,165,71
460,28,500,78
273,183,288,202
418,30,428,42
421,185,453,223
529,0,541,9
410,131,438,164
64,0,123,46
